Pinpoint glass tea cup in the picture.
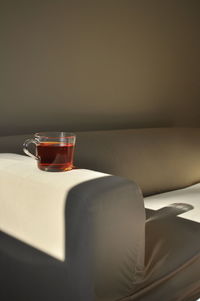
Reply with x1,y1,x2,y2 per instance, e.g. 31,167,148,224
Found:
23,132,76,172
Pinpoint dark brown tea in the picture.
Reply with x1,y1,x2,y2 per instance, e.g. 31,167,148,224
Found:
37,142,75,172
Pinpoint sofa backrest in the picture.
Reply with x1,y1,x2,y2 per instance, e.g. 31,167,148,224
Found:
75,128,200,195
1,128,200,196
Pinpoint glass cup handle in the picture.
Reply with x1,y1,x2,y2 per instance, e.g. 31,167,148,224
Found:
23,138,39,160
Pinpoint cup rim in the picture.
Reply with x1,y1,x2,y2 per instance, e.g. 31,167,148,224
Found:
34,132,76,139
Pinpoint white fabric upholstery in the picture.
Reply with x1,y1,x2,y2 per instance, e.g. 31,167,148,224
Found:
145,183,200,223
0,154,109,260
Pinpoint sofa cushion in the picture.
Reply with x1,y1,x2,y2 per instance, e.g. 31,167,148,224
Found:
121,213,200,300
121,185,200,300
141,185,200,300
145,183,200,223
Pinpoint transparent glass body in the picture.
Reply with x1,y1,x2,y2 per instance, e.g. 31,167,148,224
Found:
23,132,76,172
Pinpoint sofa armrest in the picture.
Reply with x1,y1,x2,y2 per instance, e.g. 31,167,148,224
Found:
66,175,145,301
0,155,145,301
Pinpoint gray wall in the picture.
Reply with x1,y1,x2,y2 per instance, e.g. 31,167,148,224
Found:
1,0,200,136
